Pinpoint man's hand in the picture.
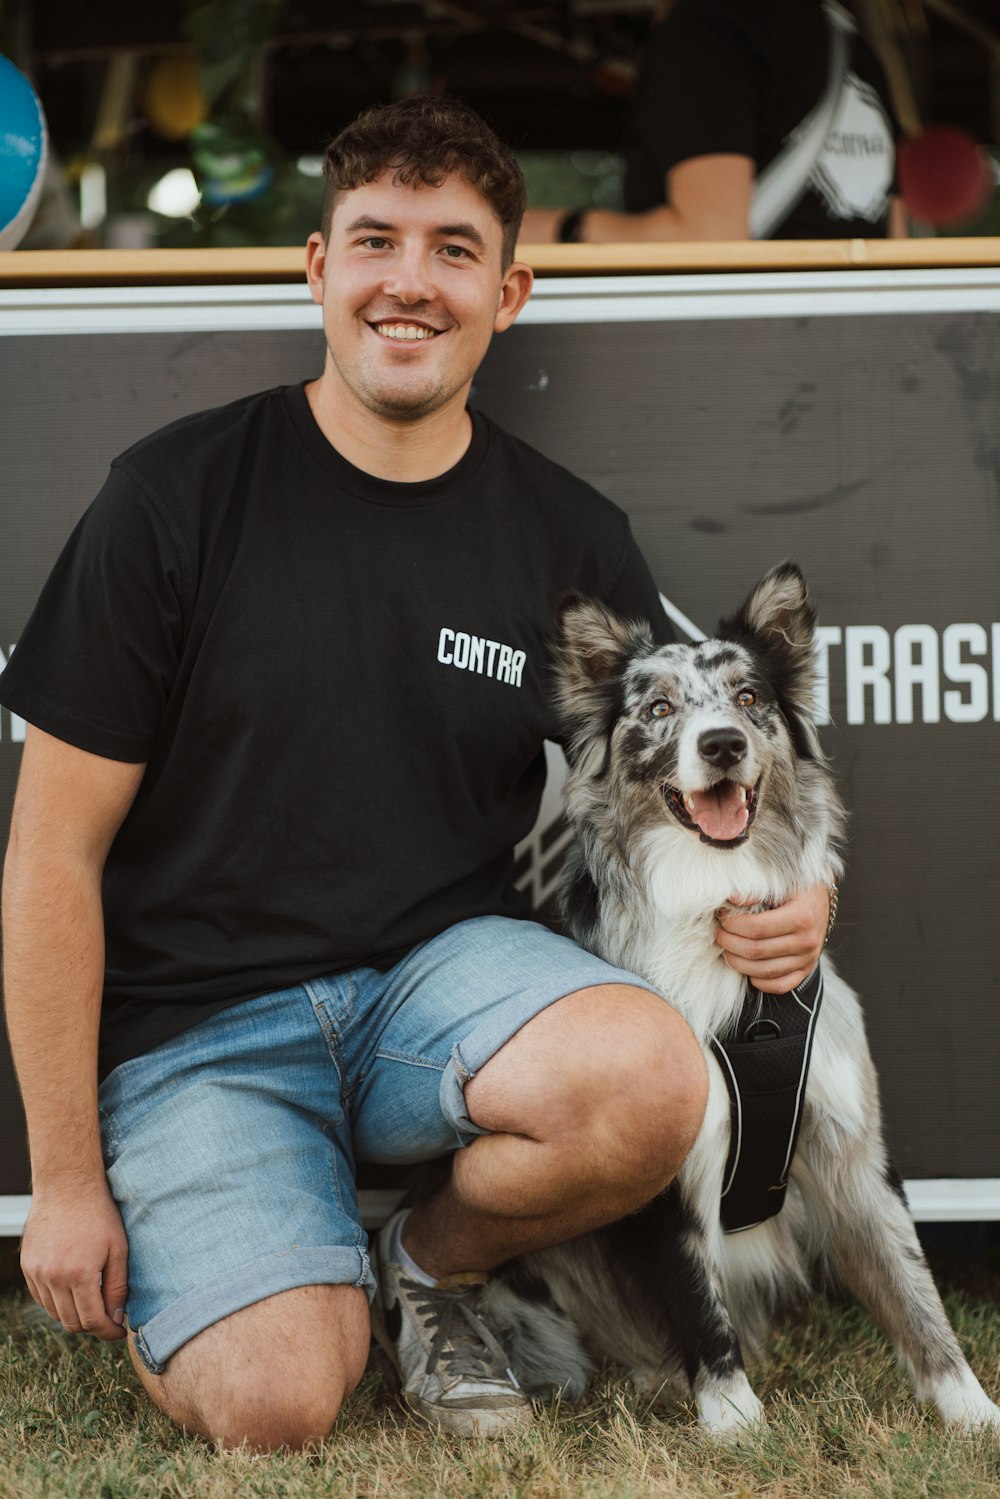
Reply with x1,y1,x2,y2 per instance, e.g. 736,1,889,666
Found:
20,1180,129,1341
715,884,830,994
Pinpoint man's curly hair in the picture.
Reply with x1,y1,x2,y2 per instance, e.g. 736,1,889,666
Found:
321,97,527,269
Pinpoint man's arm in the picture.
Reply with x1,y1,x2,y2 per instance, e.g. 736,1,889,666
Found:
519,155,754,246
3,725,146,1339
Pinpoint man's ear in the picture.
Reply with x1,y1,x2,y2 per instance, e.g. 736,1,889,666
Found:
305,232,326,308
494,261,533,333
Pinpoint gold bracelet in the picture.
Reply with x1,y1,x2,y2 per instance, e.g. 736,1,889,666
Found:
824,881,839,945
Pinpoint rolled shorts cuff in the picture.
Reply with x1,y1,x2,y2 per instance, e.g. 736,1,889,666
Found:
132,1244,374,1374
439,963,662,1140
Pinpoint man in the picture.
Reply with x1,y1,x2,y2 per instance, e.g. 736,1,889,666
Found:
0,97,829,1451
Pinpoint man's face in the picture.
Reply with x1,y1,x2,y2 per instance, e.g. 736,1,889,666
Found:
306,171,531,424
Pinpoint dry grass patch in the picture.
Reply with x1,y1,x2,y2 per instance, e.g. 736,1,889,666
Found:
1,1252,998,1499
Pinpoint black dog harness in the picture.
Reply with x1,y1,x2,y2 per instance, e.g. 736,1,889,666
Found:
710,964,824,1233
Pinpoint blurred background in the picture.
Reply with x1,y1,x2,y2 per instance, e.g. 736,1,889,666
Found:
2,0,1000,251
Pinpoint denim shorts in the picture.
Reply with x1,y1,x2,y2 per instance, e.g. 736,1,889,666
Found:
97,914,656,1373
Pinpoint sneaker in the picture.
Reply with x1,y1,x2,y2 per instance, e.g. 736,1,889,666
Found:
371,1212,533,1437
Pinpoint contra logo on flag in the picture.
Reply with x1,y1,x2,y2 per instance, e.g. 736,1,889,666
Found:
809,74,894,221
436,627,526,688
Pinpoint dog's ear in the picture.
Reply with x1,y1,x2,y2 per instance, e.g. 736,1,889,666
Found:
554,595,653,737
718,563,820,745
727,563,815,658
556,594,652,687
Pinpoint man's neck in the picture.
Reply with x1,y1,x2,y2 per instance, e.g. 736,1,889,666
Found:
305,372,473,484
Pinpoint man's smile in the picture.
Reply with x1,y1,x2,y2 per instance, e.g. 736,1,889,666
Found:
369,321,445,342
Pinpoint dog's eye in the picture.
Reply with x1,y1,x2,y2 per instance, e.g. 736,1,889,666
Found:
648,700,672,719
737,688,756,707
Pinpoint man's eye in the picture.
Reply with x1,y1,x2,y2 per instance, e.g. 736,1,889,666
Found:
362,237,390,250
441,244,471,258
737,688,756,707
648,700,672,719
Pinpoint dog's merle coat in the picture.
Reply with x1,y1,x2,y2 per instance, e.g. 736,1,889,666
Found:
483,563,1000,1438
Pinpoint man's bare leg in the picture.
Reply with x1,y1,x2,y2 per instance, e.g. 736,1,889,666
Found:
405,984,707,1276
129,1283,370,1452
369,983,706,1435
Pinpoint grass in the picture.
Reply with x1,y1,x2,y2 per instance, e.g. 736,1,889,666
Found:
1,1248,999,1499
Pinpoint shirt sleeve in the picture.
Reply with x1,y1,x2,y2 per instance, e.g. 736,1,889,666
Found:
631,0,761,183
0,461,190,763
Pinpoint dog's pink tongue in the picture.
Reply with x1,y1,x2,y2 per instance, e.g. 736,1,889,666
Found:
688,784,748,841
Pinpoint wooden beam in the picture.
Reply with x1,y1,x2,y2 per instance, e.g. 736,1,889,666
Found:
2,239,1000,288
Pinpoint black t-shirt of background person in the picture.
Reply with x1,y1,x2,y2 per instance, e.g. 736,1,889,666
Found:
624,0,899,238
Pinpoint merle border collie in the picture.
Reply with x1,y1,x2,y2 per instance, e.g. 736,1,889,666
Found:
482,562,1000,1439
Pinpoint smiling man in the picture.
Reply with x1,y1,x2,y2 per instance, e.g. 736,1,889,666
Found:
0,98,830,1451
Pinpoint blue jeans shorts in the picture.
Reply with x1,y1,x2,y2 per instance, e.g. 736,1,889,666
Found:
97,914,656,1373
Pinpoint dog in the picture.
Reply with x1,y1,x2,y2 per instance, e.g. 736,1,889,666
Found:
481,562,1000,1439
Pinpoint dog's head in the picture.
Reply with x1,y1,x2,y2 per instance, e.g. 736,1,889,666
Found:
555,562,832,854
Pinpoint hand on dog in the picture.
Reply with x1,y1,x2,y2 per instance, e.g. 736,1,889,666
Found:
715,883,829,993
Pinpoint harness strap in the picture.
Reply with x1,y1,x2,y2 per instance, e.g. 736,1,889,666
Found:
710,964,824,1234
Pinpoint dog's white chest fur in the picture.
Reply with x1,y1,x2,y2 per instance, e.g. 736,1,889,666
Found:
592,823,827,1046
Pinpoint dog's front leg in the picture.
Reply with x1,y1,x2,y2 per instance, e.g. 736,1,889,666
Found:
800,1128,1000,1433
663,1117,766,1442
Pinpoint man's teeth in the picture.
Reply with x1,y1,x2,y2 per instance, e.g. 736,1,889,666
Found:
375,323,438,340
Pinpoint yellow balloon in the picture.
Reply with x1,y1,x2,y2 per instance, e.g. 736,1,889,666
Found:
144,56,208,141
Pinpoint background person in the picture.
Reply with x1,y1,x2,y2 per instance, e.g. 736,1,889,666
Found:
522,0,907,244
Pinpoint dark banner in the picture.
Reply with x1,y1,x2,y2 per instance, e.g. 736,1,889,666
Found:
1,283,997,1192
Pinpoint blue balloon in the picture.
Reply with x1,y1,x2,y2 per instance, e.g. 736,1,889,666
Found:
0,55,49,250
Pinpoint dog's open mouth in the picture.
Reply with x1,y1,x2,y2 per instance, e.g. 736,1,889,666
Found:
663,777,760,846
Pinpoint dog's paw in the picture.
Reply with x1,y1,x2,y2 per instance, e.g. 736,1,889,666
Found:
931,1369,1000,1435
695,1375,766,1444
950,1401,1000,1438
949,1397,1000,1437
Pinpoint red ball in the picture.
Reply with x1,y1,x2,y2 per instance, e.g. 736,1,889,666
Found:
897,126,993,227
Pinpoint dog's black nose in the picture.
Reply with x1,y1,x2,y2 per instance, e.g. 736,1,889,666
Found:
698,728,747,767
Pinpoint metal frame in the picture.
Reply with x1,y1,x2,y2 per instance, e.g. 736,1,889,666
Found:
3,1182,999,1237
5,267,1000,336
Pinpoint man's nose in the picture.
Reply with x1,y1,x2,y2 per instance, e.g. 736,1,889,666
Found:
381,245,436,305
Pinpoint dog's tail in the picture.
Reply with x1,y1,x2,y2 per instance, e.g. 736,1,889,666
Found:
481,1261,595,1399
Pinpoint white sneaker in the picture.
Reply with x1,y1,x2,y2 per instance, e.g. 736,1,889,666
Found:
371,1212,533,1437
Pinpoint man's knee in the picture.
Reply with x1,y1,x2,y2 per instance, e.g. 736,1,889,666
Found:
131,1283,370,1452
625,999,708,1192
470,982,708,1187
182,1374,349,1453
576,986,707,1195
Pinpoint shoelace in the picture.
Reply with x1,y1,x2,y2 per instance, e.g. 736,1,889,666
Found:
399,1274,520,1386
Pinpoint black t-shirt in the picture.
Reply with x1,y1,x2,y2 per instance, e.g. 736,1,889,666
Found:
0,384,669,1077
624,0,898,238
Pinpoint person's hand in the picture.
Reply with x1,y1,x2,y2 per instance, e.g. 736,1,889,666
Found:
20,1179,129,1340
714,884,830,994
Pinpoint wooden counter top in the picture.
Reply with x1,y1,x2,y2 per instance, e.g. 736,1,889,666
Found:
0,238,997,287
